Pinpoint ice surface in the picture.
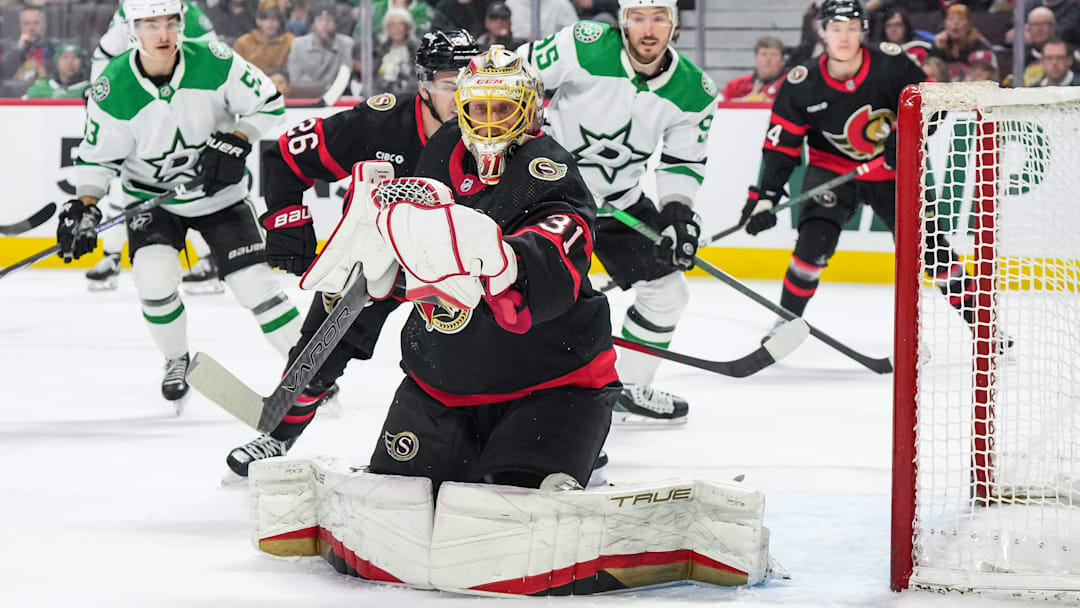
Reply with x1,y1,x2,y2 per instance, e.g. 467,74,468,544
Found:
0,270,1023,606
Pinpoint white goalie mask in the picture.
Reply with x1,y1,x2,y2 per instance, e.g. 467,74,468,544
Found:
455,45,544,185
617,0,678,67
124,0,185,57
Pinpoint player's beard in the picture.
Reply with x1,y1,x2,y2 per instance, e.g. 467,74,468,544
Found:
629,36,666,66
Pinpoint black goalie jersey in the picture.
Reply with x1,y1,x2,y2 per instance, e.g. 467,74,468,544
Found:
401,123,618,406
263,93,429,210
759,42,925,192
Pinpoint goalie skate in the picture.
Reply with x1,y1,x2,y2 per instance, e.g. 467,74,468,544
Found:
85,253,120,291
182,257,225,295
612,384,689,426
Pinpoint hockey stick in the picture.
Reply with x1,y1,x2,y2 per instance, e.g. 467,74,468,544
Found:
0,178,204,279
600,203,893,374
702,157,887,245
0,202,57,236
611,313,808,377
187,273,370,433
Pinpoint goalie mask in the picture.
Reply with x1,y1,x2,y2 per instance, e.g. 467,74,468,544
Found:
455,45,544,185
124,0,185,57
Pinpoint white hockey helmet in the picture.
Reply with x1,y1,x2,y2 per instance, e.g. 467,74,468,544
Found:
617,0,679,63
455,45,544,185
124,0,185,54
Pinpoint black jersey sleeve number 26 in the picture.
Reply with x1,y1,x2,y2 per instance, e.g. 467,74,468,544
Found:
285,118,320,156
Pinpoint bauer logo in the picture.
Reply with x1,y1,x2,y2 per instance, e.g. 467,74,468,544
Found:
528,157,567,181
366,93,397,111
610,487,692,507
384,431,419,461
227,242,264,260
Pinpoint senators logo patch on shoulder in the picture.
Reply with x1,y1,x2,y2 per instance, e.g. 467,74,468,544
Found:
528,157,568,181
90,76,110,103
209,41,233,60
574,21,603,44
880,42,902,56
787,65,808,84
366,93,397,111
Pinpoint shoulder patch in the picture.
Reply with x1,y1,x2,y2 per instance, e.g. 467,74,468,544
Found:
90,76,110,103
574,21,604,44
208,41,233,59
880,42,902,56
528,157,568,181
198,14,213,32
701,72,717,97
366,93,397,111
788,65,808,84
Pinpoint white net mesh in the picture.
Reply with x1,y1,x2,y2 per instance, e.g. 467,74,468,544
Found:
909,82,1080,594
372,178,446,208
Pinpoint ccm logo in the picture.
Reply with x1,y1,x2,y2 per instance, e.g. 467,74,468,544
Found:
610,487,692,507
207,139,246,157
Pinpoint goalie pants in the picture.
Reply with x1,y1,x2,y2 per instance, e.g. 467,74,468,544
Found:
782,165,975,322
368,376,617,492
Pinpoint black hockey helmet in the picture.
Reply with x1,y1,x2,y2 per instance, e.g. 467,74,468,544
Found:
816,0,867,32
415,30,480,82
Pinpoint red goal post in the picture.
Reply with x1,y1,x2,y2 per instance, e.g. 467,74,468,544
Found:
892,81,1080,598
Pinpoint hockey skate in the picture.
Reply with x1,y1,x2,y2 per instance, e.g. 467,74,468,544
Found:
161,353,190,414
181,256,225,295
612,384,689,426
587,450,610,488
226,433,297,478
85,252,121,291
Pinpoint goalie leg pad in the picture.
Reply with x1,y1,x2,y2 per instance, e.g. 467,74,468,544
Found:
249,457,319,557
428,479,771,596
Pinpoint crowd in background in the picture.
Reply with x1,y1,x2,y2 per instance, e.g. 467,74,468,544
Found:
0,0,619,99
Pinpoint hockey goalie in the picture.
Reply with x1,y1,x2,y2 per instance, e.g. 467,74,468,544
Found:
246,45,778,596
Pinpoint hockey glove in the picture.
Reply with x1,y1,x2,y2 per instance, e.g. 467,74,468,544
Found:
740,186,780,236
199,131,252,196
656,201,701,270
883,127,897,170
261,205,317,276
56,199,102,263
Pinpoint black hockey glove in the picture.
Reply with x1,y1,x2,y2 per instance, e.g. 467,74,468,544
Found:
56,199,102,263
199,131,252,196
740,186,780,236
261,204,317,276
883,127,897,170
656,201,701,270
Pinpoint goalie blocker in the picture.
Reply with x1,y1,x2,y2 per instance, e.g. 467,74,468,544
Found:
250,456,776,596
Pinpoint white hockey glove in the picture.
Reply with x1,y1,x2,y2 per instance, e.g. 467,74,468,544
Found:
375,177,517,311
300,161,399,298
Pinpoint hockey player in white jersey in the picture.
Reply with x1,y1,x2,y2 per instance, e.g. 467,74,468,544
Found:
59,0,301,408
520,0,717,424
85,0,221,293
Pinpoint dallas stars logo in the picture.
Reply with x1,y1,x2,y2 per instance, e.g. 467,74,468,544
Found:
570,122,650,184
146,130,201,182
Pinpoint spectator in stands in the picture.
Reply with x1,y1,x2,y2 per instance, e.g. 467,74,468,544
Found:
23,44,88,99
1033,38,1080,84
922,55,950,81
573,0,618,22
865,0,945,13
966,48,1000,82
505,0,578,40
356,0,433,39
267,67,292,96
1003,6,1056,86
374,7,420,95
234,0,296,74
790,1,823,67
1,5,57,83
719,37,786,103
430,0,485,38
348,41,366,97
210,0,259,41
288,1,353,98
476,2,527,50
1043,0,1080,46
878,6,916,44
286,0,310,35
934,4,991,79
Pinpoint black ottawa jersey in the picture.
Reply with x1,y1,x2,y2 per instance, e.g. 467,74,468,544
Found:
400,123,618,406
759,42,925,192
263,93,429,212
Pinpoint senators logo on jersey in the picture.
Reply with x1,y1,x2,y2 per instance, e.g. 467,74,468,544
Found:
824,105,895,161
414,301,472,334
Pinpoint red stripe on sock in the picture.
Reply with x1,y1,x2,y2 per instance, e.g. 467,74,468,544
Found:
283,411,316,423
783,276,817,298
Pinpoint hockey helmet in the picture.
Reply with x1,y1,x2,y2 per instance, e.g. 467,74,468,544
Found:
816,0,867,32
415,29,480,83
617,0,679,62
455,45,544,185
124,0,185,54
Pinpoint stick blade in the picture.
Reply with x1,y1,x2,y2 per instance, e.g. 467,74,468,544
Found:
762,318,810,362
186,352,266,430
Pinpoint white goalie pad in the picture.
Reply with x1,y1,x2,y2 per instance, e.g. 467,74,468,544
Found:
250,458,772,597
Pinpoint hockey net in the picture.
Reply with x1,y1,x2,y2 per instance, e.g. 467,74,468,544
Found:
893,81,1080,597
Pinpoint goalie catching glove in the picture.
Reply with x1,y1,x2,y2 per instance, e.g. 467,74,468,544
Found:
56,199,102,262
740,186,781,235
375,177,517,311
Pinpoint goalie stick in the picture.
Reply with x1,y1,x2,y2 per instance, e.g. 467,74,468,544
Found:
601,203,893,374
187,273,371,433
0,178,204,280
0,203,56,236
611,314,808,377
